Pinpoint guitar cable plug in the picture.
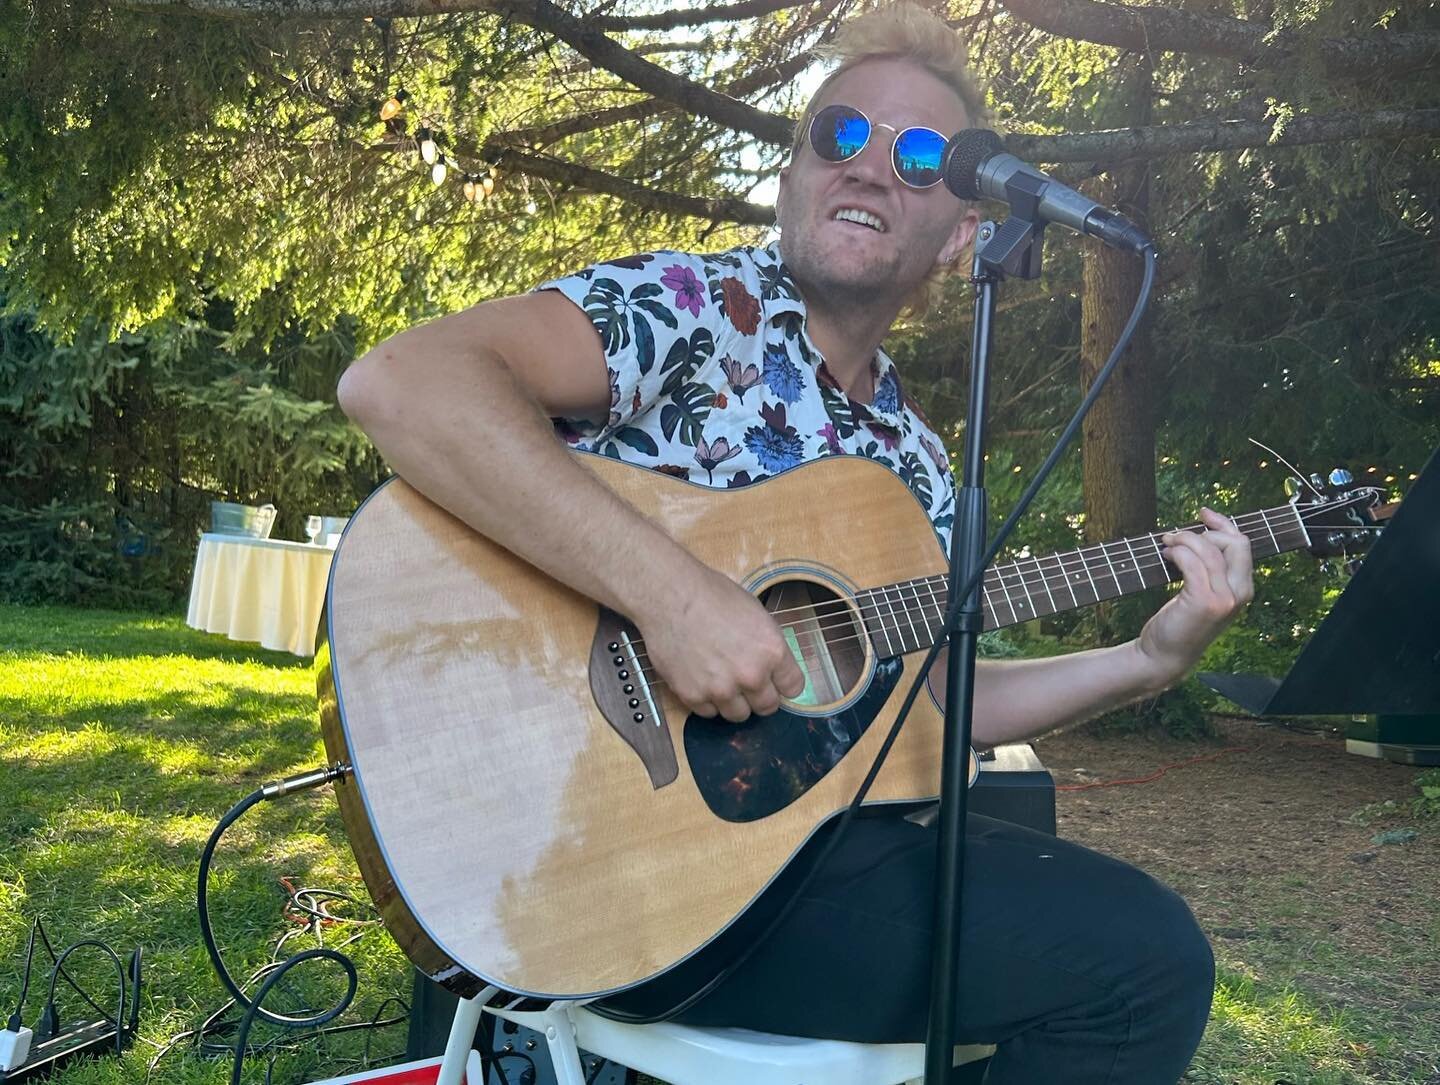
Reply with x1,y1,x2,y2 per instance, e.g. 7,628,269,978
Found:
261,762,351,800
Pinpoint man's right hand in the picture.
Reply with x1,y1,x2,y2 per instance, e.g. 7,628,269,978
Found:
636,567,808,723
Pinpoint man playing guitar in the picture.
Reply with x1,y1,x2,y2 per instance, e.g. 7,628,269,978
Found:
337,5,1254,1080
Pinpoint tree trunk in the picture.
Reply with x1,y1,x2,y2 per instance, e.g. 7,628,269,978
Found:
1080,56,1156,642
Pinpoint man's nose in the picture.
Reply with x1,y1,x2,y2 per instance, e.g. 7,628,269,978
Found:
841,124,896,186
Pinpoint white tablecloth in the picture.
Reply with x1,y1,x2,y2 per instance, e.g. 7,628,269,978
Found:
186,533,335,657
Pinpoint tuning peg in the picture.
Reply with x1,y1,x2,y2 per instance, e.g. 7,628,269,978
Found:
1344,557,1365,576
1284,476,1303,498
1328,467,1353,486
1309,473,1326,491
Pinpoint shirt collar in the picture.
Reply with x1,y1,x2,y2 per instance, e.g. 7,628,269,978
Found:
753,241,807,321
755,241,906,431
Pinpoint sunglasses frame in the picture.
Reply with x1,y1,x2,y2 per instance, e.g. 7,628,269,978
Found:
806,103,947,190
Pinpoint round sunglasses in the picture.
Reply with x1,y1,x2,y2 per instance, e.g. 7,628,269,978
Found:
806,103,949,189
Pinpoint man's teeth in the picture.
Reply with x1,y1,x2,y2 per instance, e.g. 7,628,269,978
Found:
834,208,886,232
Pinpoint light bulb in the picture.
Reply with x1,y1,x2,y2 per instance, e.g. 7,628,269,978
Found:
432,155,448,184
418,127,438,165
462,177,478,202
481,173,495,197
379,89,408,121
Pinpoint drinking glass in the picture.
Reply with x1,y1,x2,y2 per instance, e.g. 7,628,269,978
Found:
305,515,322,544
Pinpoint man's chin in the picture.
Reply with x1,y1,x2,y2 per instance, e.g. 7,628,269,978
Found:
783,236,917,306
813,259,909,302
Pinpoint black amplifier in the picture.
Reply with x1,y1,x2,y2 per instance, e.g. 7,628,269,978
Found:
968,742,1057,835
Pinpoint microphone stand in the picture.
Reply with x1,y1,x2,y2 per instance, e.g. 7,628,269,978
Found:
924,205,1048,1085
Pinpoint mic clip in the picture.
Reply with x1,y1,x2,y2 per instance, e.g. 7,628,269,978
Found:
976,171,1049,281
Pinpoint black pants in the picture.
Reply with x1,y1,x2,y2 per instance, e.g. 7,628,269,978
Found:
600,811,1214,1084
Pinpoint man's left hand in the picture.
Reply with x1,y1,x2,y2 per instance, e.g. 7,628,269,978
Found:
1137,507,1255,685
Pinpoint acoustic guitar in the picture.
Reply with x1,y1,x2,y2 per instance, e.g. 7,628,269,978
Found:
316,452,1380,999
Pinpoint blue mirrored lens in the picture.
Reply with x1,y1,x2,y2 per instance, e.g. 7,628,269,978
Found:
894,127,946,186
811,106,870,162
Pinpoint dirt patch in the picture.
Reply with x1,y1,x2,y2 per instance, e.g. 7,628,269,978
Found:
1032,716,1440,1074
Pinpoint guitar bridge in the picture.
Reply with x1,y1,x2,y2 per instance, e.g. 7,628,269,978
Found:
589,608,678,789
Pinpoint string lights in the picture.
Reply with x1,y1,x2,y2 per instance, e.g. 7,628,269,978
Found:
378,87,505,207
379,89,408,121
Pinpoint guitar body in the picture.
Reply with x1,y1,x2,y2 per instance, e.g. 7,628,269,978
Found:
319,453,957,999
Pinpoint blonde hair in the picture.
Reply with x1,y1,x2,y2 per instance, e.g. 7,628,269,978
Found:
792,3,988,160
790,2,990,315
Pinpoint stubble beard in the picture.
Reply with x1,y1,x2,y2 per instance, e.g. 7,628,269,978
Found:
780,226,912,325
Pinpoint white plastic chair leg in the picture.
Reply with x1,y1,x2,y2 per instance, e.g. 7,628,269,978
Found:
436,993,485,1085
433,993,590,1085
483,1003,590,1085
531,1004,589,1085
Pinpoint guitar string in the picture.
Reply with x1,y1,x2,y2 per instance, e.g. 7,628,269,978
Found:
624,518,1311,665
748,503,1315,626
614,500,1358,693
622,498,1370,685
657,499,1341,631
625,524,1316,695
623,521,1314,682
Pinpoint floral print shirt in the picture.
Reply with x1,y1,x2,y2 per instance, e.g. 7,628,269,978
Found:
538,241,957,550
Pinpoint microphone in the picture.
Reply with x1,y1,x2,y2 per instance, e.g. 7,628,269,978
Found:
942,129,1151,253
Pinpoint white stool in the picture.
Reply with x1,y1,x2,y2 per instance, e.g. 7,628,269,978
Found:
435,989,995,1085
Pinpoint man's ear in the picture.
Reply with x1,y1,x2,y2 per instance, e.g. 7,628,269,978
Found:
775,164,790,229
937,205,981,267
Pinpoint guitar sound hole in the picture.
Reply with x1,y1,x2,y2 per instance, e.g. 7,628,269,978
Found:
759,580,866,709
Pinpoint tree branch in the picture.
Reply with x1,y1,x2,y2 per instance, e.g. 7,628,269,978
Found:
590,0,812,32
556,39,709,76
126,0,497,13
496,45,814,150
448,139,775,224
491,0,793,144
127,0,797,143
999,0,1440,74
497,150,774,224
119,0,1440,171
496,99,663,149
1009,107,1440,164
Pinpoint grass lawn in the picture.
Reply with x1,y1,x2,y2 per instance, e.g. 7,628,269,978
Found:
0,604,411,1085
2,602,1434,1084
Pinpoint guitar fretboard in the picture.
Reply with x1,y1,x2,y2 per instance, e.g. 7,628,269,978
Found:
854,503,1308,657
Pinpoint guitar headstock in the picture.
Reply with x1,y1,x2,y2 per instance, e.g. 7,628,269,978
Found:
1286,469,1389,560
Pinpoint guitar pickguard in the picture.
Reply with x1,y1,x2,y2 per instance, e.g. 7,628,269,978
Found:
683,657,904,823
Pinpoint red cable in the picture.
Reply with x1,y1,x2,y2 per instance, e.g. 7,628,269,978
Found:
1053,745,1253,791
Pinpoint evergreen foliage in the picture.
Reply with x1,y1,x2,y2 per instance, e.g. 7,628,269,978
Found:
0,302,382,604
0,0,1436,644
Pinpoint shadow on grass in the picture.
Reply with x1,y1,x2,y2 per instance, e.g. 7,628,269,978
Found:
0,685,327,830
1,605,335,880
2,602,315,669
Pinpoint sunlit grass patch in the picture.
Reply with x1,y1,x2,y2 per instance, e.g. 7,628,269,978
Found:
0,604,410,1085
1187,966,1419,1084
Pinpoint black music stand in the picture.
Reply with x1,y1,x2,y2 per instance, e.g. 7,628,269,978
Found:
1200,447,1440,740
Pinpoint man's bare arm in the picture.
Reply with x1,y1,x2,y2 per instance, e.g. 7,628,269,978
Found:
337,292,804,721
951,508,1255,747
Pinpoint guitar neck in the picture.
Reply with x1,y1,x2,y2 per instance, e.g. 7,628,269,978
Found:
855,503,1309,657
